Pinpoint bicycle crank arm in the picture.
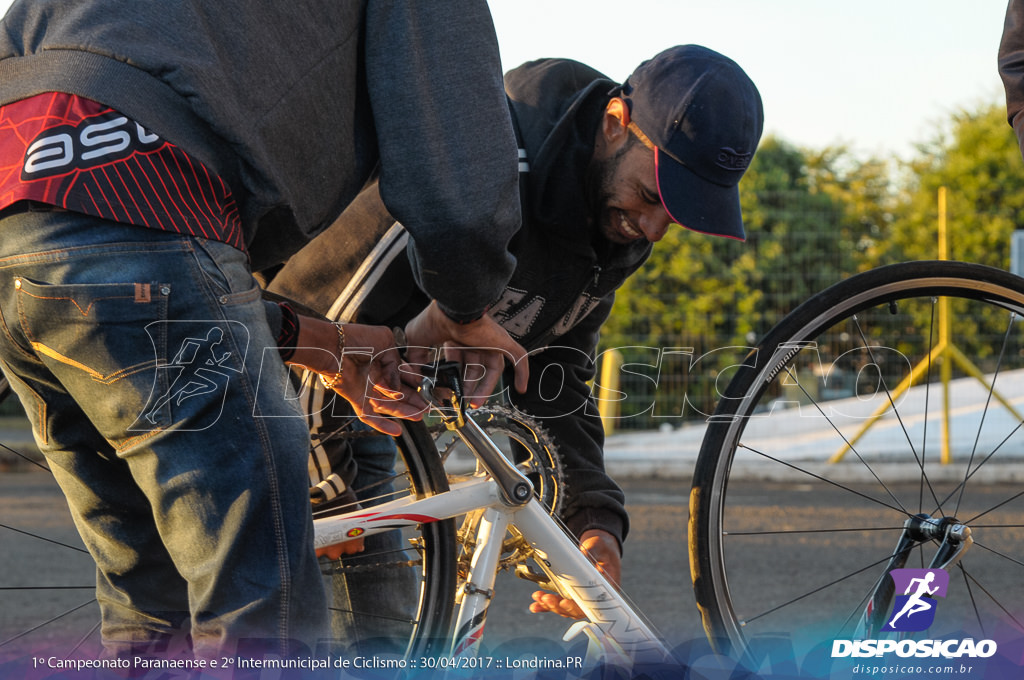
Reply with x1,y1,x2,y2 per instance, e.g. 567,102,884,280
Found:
452,416,534,506
420,362,534,506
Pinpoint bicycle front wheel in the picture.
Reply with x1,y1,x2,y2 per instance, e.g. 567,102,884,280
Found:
689,261,1024,665
314,419,456,660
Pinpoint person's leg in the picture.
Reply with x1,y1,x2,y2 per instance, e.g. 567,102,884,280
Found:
0,210,327,659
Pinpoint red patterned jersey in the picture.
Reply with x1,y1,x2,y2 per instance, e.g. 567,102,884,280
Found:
0,92,243,250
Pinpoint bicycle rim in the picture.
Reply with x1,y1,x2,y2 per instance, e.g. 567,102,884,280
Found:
313,419,456,659
689,261,1024,667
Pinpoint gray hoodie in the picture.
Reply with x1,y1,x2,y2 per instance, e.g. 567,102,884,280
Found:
0,0,520,320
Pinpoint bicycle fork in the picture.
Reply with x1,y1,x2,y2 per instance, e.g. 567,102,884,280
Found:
855,513,973,638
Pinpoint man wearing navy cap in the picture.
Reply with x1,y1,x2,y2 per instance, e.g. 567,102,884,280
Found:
270,44,763,625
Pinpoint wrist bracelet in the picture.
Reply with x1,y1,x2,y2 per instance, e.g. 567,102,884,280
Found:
318,322,346,391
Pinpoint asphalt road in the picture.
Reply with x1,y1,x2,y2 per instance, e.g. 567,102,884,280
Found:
3,471,1022,674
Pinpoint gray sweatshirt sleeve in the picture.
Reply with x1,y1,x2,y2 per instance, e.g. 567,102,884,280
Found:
365,2,521,322
1001,0,1024,161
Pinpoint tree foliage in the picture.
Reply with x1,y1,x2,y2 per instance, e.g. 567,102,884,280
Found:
887,103,1024,267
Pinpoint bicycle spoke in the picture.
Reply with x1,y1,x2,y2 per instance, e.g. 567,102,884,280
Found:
739,551,903,627
0,600,96,649
971,524,1024,529
327,607,415,625
970,539,1024,570
0,440,48,472
724,526,902,537
0,523,90,554
778,363,912,517
918,300,937,516
852,314,943,515
0,586,93,591
836,575,879,640
957,563,986,638
960,567,1024,632
737,443,907,515
955,313,1016,517
67,620,102,657
964,490,1024,525
932,420,1024,515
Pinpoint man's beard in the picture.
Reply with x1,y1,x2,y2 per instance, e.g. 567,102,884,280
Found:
584,145,628,244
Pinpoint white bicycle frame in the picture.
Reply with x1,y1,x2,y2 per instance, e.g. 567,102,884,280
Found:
311,406,675,673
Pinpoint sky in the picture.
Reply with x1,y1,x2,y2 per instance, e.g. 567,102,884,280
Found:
0,1,1009,161
488,0,1010,161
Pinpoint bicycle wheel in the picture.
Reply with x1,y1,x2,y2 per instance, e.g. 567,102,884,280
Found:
1,366,101,661
689,261,1024,667
309,418,457,660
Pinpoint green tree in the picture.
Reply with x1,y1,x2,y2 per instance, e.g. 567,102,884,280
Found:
887,103,1024,267
881,102,1024,365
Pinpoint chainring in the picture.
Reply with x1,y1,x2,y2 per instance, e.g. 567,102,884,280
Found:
433,405,565,574
435,404,564,517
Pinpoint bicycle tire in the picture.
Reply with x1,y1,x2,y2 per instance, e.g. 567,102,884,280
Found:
384,419,457,659
689,261,1024,666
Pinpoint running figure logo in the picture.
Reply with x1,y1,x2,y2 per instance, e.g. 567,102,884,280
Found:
882,568,949,632
132,321,248,432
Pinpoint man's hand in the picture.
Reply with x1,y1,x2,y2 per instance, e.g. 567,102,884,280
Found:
316,537,365,560
288,318,427,436
403,301,529,407
529,529,622,619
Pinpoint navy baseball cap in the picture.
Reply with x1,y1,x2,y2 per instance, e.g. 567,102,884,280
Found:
619,45,764,241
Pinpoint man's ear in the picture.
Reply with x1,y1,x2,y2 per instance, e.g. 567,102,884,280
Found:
601,97,631,145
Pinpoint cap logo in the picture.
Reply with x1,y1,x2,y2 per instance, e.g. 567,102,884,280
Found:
716,147,752,171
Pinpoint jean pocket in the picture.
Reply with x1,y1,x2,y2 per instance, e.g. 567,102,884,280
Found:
16,276,170,382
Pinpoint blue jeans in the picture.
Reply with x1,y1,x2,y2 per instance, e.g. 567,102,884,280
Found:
0,208,327,659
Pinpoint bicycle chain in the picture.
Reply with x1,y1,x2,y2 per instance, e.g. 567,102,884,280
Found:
312,427,385,445
321,556,423,575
